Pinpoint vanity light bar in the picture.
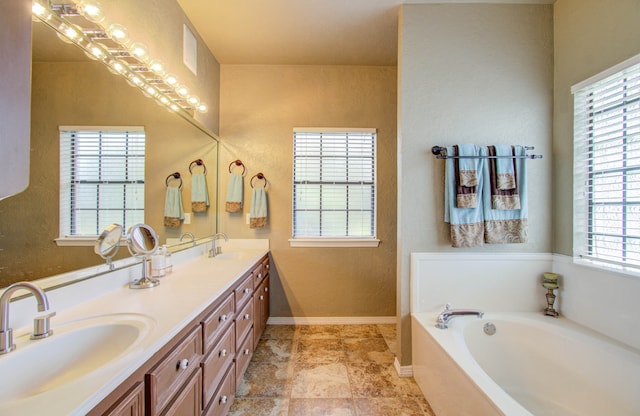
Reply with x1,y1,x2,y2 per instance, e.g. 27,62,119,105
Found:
32,0,208,115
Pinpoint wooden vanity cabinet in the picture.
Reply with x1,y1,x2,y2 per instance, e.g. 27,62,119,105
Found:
89,253,270,416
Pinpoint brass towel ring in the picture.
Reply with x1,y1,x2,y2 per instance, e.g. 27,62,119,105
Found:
189,159,207,174
228,159,246,175
165,172,182,188
250,172,268,188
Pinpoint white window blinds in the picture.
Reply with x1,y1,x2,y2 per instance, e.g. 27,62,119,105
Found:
59,127,145,237
573,56,640,271
292,128,376,239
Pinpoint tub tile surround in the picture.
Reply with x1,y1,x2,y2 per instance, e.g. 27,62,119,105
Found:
230,324,436,416
0,239,268,415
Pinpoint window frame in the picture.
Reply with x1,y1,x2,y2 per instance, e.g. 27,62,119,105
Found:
290,127,380,248
572,54,640,275
56,126,145,247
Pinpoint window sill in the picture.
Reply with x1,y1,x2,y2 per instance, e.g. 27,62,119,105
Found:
288,238,380,248
55,236,102,247
573,256,640,279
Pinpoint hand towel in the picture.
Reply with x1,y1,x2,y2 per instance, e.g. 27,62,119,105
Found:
249,187,268,229
483,145,528,244
444,146,485,247
488,146,520,210
225,173,243,213
164,186,184,228
495,145,517,190
454,144,481,208
191,173,209,212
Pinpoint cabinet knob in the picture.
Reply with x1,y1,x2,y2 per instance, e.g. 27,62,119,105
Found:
219,314,227,322
220,395,228,404
220,348,227,357
264,287,268,292
258,273,262,279
259,295,264,300
177,358,189,370
244,288,251,294
244,348,250,355
244,313,250,320
266,264,270,270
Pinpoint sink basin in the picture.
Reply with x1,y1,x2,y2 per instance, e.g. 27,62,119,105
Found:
0,313,154,402
213,251,253,260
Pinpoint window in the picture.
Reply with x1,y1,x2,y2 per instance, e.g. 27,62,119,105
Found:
572,55,640,273
58,127,145,244
291,128,378,247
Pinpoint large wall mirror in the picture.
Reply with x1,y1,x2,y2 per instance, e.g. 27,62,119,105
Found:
0,16,219,288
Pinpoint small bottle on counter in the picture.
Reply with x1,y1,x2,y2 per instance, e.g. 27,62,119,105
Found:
163,244,173,274
151,248,166,277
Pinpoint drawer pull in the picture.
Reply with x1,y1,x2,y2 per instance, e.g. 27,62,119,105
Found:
244,288,251,294
177,358,189,370
265,287,268,292
259,295,264,300
220,395,228,404
257,273,262,279
244,348,250,355
244,313,250,320
220,348,228,357
219,314,228,322
266,264,270,270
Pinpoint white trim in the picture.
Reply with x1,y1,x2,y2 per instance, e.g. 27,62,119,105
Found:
59,125,145,131
293,127,377,133
267,316,396,325
571,52,640,93
288,238,380,248
394,357,413,378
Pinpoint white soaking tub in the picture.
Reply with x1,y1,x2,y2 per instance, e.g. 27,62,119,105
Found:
411,312,640,416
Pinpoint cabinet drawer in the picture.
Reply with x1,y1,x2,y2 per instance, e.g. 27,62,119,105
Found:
202,293,234,353
146,326,202,415
162,367,202,416
104,382,144,416
201,323,235,409
235,299,253,346
234,274,253,310
235,328,254,389
252,263,265,290
204,364,235,416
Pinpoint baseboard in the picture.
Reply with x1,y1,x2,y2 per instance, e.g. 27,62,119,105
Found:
394,357,413,378
266,316,396,325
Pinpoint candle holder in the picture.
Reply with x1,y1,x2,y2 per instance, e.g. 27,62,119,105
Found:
542,272,559,317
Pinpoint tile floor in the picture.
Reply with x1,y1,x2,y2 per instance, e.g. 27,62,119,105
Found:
229,324,436,416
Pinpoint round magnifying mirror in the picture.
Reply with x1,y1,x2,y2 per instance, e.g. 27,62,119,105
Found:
94,223,123,270
126,224,160,289
127,223,159,256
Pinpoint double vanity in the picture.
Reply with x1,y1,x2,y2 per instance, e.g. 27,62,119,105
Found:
0,239,270,416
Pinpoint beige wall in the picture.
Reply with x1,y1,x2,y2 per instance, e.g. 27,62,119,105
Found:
219,65,397,318
552,0,640,255
398,4,553,365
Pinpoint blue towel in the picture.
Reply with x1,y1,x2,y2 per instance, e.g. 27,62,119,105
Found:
495,145,516,190
249,187,267,229
164,186,184,228
225,173,243,213
457,143,481,188
444,146,485,247
191,173,209,212
483,145,528,244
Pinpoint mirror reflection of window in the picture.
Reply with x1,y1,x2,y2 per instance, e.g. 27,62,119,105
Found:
59,127,145,241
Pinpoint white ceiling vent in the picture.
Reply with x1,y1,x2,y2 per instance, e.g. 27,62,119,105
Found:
183,24,197,75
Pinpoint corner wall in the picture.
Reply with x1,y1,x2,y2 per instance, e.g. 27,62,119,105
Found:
398,3,553,365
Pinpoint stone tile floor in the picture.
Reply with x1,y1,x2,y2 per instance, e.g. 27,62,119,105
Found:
229,324,436,416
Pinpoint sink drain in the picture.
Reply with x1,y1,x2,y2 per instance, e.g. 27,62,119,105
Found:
483,322,496,335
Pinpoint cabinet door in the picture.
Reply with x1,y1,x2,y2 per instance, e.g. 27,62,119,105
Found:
104,382,144,416
162,368,202,416
253,276,270,348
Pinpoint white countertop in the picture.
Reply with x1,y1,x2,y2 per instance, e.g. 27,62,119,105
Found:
0,239,269,416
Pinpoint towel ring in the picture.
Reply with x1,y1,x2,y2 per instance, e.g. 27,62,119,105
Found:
228,160,246,175
250,173,268,189
189,159,207,174
165,172,182,188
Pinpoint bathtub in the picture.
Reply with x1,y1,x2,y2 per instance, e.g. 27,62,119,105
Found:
411,311,640,416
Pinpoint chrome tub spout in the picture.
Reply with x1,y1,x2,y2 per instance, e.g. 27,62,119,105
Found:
436,303,484,329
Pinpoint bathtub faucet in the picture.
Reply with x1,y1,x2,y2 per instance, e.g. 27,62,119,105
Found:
436,303,484,329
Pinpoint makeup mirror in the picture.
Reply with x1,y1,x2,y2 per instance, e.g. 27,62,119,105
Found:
127,224,160,289
94,224,123,270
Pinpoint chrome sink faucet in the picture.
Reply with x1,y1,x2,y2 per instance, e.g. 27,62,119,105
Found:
435,303,484,329
0,282,55,354
209,233,229,257
179,232,196,246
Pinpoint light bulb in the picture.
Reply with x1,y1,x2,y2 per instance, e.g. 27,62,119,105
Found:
170,103,180,112
197,103,208,113
129,42,149,61
111,60,126,73
164,73,178,86
131,75,143,86
149,60,165,76
176,85,189,97
159,96,170,105
32,2,46,17
78,0,105,23
187,95,200,106
145,86,158,97
107,24,129,45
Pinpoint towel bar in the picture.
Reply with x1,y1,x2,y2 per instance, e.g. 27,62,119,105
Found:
431,145,543,159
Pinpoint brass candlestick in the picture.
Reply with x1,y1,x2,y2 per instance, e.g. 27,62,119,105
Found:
542,272,559,317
